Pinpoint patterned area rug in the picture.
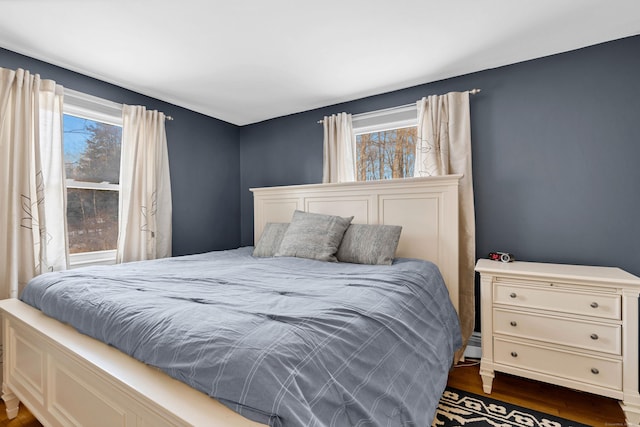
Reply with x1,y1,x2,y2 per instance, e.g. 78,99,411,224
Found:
432,387,592,427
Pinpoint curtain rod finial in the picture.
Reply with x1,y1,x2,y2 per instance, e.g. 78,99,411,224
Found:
469,88,481,95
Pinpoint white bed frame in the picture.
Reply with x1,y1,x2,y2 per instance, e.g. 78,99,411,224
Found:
251,176,461,314
0,175,460,427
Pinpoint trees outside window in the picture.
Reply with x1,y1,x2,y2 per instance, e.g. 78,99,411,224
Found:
64,115,122,254
351,103,417,181
355,126,416,181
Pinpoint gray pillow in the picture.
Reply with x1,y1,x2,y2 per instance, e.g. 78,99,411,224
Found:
253,222,289,257
275,210,353,262
336,224,402,265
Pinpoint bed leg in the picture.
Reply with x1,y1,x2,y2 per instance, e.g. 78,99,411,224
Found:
2,383,20,419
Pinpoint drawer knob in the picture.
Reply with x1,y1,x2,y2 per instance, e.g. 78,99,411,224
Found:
510,351,518,358
509,292,517,298
590,302,599,308
591,368,599,375
510,321,517,327
590,333,599,340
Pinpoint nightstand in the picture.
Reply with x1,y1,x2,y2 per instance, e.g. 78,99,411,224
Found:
475,259,640,426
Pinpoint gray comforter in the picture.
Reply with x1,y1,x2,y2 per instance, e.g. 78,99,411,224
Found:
21,247,461,426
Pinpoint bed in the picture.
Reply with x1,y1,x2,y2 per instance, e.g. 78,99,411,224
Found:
1,175,462,427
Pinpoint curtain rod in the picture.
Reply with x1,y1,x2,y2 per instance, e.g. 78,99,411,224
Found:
63,88,174,121
316,88,481,124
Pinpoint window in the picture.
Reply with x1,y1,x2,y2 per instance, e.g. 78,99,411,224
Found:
352,104,417,181
63,89,122,266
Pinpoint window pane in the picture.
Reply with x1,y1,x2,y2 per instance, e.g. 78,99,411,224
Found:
355,127,416,181
64,113,122,255
64,115,122,184
66,189,118,253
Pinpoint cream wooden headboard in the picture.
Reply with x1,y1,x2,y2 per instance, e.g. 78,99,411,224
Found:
250,175,461,313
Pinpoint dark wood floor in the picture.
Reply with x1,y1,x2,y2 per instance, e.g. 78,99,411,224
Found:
0,360,627,426
447,360,626,427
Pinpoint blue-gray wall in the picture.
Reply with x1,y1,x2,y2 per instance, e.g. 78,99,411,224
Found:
3,35,640,330
240,35,640,281
0,48,241,256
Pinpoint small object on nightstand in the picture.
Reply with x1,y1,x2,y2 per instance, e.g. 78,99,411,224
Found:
488,251,514,262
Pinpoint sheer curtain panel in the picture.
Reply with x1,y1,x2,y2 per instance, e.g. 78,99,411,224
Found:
117,105,172,263
415,91,475,360
0,67,67,300
322,112,356,183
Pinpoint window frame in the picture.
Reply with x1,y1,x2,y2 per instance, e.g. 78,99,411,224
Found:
352,103,417,135
352,103,418,181
63,89,123,268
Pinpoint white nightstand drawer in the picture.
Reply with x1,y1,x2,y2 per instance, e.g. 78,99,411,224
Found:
494,283,621,320
493,309,621,354
494,338,622,390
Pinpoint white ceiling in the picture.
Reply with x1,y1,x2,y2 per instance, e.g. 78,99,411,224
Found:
1,1,639,125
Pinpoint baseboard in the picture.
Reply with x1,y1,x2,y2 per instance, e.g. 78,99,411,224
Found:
463,331,481,359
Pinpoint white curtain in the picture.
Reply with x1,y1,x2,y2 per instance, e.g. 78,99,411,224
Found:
0,67,67,299
117,105,172,263
322,112,356,183
415,91,475,360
